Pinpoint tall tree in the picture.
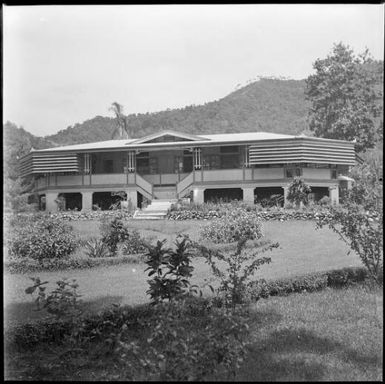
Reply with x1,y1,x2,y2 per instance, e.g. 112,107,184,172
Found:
109,102,131,139
305,43,382,152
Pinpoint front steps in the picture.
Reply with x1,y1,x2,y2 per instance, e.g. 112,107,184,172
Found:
133,199,177,220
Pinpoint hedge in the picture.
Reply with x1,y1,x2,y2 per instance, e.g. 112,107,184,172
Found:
5,253,145,274
5,210,134,223
167,209,334,221
252,266,372,299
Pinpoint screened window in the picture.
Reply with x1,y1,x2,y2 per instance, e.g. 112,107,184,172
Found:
103,160,113,173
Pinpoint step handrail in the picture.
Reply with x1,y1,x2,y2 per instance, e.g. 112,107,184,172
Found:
135,173,153,199
176,172,194,198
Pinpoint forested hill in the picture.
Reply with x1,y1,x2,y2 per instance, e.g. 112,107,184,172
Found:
4,122,57,179
45,78,311,145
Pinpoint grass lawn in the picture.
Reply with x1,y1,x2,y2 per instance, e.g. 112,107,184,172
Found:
4,285,382,381
4,219,362,326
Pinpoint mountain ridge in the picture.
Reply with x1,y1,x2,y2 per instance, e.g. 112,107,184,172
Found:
43,78,311,146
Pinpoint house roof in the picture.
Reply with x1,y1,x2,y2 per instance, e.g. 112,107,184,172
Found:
29,130,354,155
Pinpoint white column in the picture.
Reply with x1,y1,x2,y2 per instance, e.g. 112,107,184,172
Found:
329,186,339,206
45,192,58,212
193,188,205,204
127,189,138,208
82,191,93,211
242,187,254,204
193,148,202,170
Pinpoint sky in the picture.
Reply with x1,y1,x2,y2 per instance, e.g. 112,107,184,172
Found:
3,4,384,137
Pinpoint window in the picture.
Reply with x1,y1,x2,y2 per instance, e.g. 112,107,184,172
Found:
285,168,294,178
285,167,302,178
220,146,239,153
203,154,221,170
137,158,149,174
149,158,158,174
183,156,193,173
221,154,240,169
331,169,337,179
103,160,113,173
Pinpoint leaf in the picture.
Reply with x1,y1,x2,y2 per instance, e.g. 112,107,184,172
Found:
25,286,36,294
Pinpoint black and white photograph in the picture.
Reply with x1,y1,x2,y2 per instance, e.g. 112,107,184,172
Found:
3,4,383,381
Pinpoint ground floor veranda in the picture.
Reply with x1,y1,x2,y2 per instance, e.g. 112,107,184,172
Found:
34,166,342,212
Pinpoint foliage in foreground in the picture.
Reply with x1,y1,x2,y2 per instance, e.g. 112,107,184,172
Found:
144,236,199,304
21,279,252,381
12,266,373,348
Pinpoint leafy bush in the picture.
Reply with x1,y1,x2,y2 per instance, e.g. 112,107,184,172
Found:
287,177,312,207
120,230,148,255
116,300,252,381
251,266,372,299
25,277,82,321
316,203,383,283
100,217,130,255
4,177,38,214
144,236,198,303
200,210,263,243
8,215,78,261
197,237,279,307
346,159,383,211
83,237,110,258
259,194,284,208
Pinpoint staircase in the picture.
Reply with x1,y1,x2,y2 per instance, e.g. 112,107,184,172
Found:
133,199,177,220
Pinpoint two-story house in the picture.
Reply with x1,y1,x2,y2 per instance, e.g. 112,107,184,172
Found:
19,130,356,211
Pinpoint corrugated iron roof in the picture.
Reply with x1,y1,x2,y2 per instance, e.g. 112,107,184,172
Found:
32,131,354,153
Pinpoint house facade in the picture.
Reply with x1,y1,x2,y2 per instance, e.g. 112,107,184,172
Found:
19,130,356,211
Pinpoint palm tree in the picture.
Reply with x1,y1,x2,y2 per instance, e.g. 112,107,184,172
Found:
110,102,131,139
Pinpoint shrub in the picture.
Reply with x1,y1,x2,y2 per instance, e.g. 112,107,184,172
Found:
117,300,252,381
346,158,383,211
144,236,198,303
5,253,145,274
316,204,383,283
25,277,82,321
287,177,312,207
83,237,110,258
120,230,148,255
250,266,372,299
8,215,78,261
4,177,38,214
200,211,263,243
100,217,130,255
55,195,66,211
197,237,279,307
